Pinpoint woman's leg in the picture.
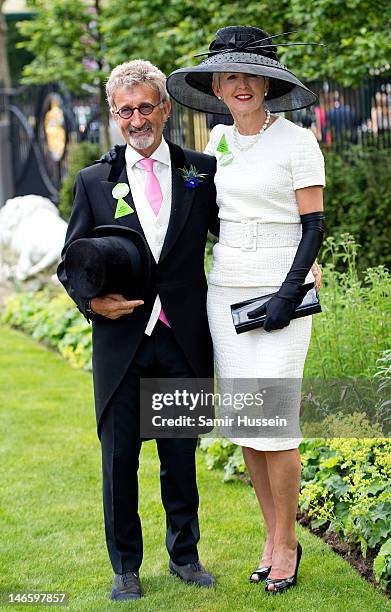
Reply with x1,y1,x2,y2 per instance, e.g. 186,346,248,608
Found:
242,447,276,578
264,449,301,588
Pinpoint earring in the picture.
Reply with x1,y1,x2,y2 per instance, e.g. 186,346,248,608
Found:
265,91,268,97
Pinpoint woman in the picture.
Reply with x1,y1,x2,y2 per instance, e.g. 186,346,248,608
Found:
167,26,325,594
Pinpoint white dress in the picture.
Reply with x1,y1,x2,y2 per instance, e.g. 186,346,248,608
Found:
205,117,325,451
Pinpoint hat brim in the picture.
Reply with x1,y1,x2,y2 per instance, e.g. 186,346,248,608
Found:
166,52,317,114
65,225,152,300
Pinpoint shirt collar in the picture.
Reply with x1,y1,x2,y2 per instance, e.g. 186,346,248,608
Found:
125,136,170,169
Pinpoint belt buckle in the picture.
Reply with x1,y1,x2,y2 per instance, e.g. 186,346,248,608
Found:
241,220,257,251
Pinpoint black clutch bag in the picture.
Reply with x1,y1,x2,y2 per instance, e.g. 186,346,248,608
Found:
230,282,321,334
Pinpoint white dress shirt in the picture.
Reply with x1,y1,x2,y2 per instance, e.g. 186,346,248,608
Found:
125,137,172,335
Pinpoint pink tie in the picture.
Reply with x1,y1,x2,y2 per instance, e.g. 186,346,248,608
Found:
138,158,170,327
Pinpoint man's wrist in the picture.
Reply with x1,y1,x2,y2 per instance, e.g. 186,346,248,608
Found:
85,299,96,317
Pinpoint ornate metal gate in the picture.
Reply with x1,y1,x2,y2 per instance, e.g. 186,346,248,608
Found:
0,84,99,204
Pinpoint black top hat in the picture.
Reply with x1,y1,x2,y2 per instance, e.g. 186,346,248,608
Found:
166,26,319,114
64,225,151,300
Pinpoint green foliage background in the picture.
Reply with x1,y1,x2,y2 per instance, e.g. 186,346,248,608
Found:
18,0,391,92
322,146,391,271
4,13,33,86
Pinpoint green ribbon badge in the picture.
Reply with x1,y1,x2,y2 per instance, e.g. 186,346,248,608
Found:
216,134,234,166
112,183,134,219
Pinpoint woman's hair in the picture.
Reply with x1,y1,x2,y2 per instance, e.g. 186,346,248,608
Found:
212,72,267,88
212,73,221,88
106,60,169,110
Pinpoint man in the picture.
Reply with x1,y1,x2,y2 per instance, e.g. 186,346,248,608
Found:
57,60,218,601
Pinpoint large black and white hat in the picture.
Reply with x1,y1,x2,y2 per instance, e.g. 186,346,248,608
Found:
64,225,151,300
166,26,319,114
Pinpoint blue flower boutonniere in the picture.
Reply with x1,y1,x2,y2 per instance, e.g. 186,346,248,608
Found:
180,164,208,189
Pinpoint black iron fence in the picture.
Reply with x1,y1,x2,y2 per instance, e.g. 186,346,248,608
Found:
0,83,99,203
0,75,390,204
165,76,391,152
292,76,391,150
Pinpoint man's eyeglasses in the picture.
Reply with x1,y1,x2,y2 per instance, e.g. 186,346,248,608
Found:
114,101,163,120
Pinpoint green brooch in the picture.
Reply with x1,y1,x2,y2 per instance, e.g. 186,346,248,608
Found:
216,134,234,166
112,182,134,218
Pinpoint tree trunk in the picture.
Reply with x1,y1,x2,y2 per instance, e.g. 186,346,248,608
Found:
0,1,11,88
93,0,110,151
99,79,110,152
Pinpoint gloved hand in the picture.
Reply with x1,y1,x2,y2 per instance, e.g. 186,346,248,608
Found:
98,144,121,163
247,284,306,331
262,295,297,331
248,211,325,332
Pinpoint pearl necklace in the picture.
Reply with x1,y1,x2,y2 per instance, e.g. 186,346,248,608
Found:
233,109,271,151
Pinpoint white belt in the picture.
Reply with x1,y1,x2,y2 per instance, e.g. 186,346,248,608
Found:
219,220,302,251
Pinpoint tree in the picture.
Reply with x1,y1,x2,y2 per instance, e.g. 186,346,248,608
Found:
103,0,390,85
103,0,279,76
277,0,391,85
17,0,112,149
17,0,391,149
0,0,11,88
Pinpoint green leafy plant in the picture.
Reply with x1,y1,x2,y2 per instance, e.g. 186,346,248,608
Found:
374,538,391,591
374,349,391,427
301,411,384,439
199,437,246,481
322,146,391,271
305,234,390,379
299,438,391,587
2,290,92,371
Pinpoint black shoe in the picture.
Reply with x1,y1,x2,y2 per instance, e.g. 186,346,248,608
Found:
169,559,215,587
111,571,143,601
265,542,302,594
249,565,272,583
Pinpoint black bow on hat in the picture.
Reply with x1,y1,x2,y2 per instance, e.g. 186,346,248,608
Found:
197,26,280,59
195,26,323,59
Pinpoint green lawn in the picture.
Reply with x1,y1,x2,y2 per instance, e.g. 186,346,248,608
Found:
0,324,389,612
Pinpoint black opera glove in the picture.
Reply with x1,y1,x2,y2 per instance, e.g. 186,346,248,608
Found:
98,144,121,163
247,211,325,332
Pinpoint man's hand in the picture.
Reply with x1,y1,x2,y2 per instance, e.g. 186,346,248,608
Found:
98,145,120,164
311,261,322,291
90,294,144,320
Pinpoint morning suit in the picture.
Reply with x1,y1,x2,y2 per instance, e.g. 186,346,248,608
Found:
57,140,218,573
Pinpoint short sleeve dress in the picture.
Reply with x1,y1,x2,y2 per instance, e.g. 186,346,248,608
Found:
205,117,325,451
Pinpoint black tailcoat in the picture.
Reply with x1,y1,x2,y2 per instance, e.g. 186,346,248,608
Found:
57,142,218,434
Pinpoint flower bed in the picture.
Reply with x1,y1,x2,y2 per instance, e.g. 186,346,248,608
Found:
2,290,92,371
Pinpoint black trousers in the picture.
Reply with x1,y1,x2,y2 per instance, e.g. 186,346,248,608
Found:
100,321,200,574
